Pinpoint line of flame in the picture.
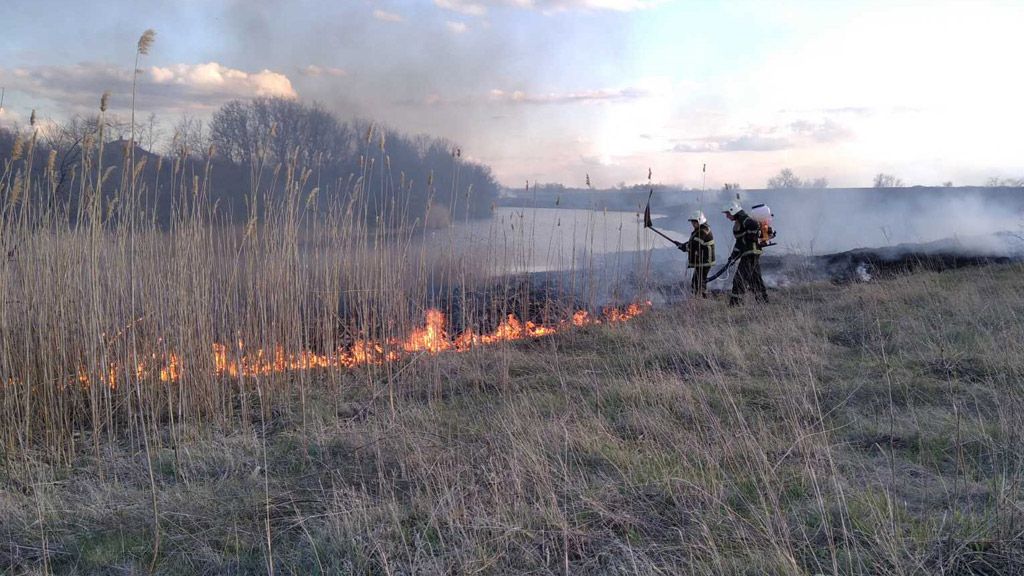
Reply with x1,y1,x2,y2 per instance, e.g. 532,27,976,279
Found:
62,302,651,389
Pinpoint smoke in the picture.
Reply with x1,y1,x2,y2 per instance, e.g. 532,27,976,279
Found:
504,185,1024,305
657,186,1024,257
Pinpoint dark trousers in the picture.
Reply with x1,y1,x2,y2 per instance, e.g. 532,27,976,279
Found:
729,255,768,305
691,266,710,298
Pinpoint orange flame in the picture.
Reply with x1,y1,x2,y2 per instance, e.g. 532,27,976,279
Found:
66,302,652,389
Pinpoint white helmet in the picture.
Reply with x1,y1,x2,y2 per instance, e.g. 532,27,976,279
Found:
688,210,707,225
722,201,742,216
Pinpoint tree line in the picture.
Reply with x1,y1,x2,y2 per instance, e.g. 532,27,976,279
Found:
0,97,500,226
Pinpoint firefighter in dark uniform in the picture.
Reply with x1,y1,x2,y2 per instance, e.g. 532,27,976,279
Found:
675,210,715,297
722,202,768,305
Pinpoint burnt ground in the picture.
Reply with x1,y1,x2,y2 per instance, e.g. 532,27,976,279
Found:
644,232,1024,300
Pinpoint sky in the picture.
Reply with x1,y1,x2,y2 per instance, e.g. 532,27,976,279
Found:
1,0,1022,189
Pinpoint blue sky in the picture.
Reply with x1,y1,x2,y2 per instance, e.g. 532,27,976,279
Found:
2,0,1022,188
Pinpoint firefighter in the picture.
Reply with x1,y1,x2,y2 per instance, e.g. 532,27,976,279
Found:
722,202,768,305
675,210,715,297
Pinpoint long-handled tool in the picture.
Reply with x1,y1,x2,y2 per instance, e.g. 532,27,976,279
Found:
706,257,736,282
643,189,685,248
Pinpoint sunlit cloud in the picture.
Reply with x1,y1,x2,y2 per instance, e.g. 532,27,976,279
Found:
298,65,347,78
488,87,649,105
373,9,404,22
434,0,487,16
149,63,296,98
446,21,469,33
434,0,663,16
670,118,853,154
0,62,297,116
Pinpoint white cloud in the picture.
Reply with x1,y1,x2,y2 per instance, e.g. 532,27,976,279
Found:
446,21,469,33
434,0,487,16
434,0,662,16
670,118,853,154
0,62,298,117
298,65,347,78
149,63,297,99
373,9,404,22
539,0,664,11
488,87,648,105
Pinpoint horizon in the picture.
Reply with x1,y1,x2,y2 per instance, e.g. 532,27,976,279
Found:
2,0,1022,189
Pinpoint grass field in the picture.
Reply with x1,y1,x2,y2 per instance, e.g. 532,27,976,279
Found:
3,264,1022,575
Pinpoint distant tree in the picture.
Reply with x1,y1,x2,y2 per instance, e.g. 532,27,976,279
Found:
985,177,1024,187
722,182,742,191
767,168,803,189
143,112,163,154
873,173,904,188
167,114,209,159
809,177,829,188
41,114,132,195
209,98,349,166
942,181,953,187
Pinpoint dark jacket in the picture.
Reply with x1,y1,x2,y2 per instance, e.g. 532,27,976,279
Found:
684,224,715,268
730,210,762,260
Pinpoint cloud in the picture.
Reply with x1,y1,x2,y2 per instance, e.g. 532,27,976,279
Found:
446,20,469,33
403,86,648,107
0,62,297,116
789,118,851,143
542,0,664,11
149,63,296,98
298,65,347,78
488,87,649,105
672,117,853,153
434,0,662,16
672,135,791,153
434,0,488,16
373,9,404,22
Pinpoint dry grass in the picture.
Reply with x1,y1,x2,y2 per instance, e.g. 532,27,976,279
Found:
2,264,1023,574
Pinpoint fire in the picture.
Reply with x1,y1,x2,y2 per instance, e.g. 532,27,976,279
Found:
572,310,590,326
603,302,647,323
68,302,651,388
403,309,451,353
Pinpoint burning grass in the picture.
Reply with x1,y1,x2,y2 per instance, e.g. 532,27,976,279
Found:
64,302,649,388
3,265,1024,574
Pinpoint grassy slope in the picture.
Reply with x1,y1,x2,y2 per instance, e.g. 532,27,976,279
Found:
3,265,1024,575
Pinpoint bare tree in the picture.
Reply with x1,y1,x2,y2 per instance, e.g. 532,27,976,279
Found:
767,168,803,189
208,100,254,164
873,173,904,188
42,114,130,193
143,112,163,154
209,97,351,166
985,177,1024,187
167,114,209,159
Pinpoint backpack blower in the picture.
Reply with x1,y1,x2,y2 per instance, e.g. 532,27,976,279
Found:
707,202,777,282
749,203,777,248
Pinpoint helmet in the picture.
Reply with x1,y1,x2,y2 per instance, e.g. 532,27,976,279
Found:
722,201,742,216
688,210,707,225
